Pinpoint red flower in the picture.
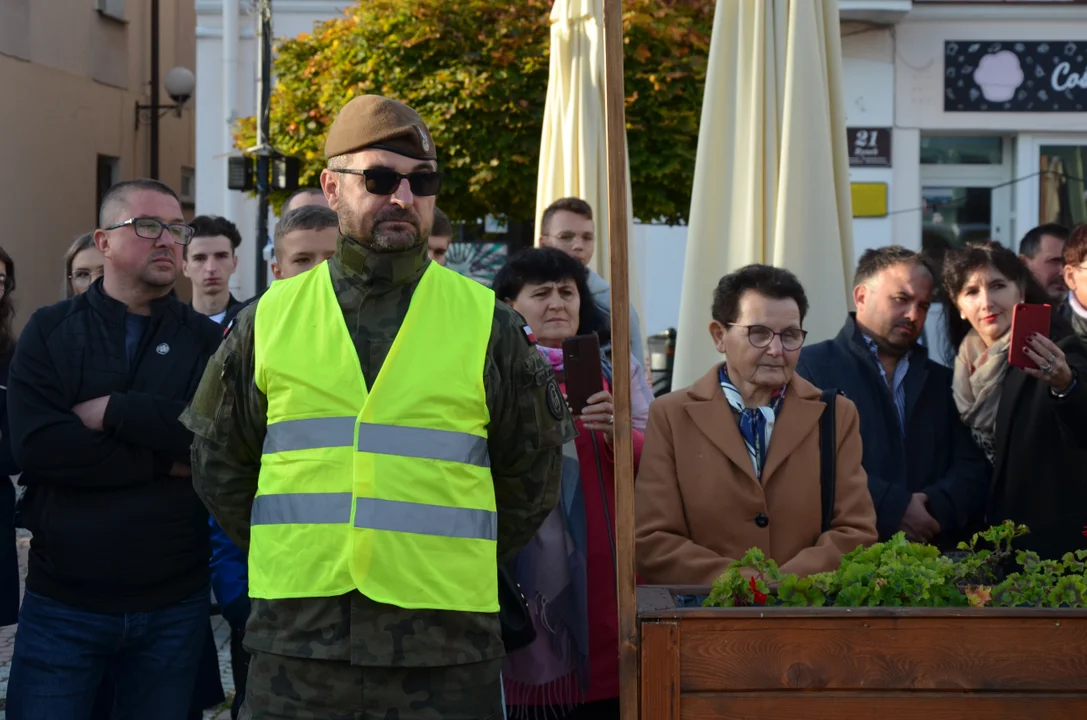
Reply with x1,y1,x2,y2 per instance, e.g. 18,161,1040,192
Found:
749,577,768,605
1082,526,1087,537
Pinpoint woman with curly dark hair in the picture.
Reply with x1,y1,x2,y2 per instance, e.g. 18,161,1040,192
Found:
0,244,19,628
944,240,1087,560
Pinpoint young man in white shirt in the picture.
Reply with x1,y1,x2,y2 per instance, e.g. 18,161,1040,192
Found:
183,215,243,325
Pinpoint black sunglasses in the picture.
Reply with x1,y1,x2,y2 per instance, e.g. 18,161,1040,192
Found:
332,168,442,197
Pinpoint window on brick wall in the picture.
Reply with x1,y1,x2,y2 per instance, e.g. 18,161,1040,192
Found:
96,0,125,22
96,156,120,224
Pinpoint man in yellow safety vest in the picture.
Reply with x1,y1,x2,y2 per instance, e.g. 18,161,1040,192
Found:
182,95,575,719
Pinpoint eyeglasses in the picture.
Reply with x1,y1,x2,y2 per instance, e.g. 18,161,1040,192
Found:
728,324,808,351
103,217,195,245
0,274,9,291
331,168,443,197
70,267,104,290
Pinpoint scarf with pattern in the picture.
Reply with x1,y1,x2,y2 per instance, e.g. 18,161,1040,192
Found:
718,365,786,480
953,329,1010,464
502,344,595,714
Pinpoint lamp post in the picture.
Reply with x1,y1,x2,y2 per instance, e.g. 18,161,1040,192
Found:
254,0,274,293
136,0,195,180
151,0,160,179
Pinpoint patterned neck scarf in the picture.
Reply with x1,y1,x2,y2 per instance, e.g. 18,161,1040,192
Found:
718,365,787,480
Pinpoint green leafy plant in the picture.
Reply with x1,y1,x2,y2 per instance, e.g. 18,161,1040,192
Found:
705,548,779,607
776,574,827,607
831,535,967,608
702,522,1087,610
235,0,714,222
951,520,1030,588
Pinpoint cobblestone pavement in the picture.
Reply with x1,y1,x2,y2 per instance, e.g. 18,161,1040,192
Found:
0,530,237,719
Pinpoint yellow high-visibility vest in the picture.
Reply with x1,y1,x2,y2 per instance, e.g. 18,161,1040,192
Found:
251,259,497,613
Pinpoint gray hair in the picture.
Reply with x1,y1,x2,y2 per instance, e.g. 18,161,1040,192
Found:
273,205,339,260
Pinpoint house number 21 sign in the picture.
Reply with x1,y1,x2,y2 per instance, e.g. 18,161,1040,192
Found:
847,128,892,168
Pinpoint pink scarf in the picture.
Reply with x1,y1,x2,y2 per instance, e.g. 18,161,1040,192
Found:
537,344,564,373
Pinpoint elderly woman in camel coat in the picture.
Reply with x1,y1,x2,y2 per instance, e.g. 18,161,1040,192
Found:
636,265,878,585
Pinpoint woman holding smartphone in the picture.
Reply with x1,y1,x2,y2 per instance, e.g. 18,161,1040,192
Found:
944,241,1087,559
492,247,647,720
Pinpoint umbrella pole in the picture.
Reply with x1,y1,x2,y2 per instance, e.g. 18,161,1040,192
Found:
602,1,638,718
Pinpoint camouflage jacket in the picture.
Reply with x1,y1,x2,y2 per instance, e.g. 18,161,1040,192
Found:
181,235,574,668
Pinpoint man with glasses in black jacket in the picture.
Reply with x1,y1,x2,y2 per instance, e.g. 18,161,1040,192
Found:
6,179,222,720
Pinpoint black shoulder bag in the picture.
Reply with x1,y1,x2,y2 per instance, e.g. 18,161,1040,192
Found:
818,388,841,533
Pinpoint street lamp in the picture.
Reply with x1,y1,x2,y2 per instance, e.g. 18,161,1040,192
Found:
134,0,196,180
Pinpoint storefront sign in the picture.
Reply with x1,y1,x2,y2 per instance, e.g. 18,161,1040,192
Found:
945,41,1087,112
851,183,888,218
847,128,892,167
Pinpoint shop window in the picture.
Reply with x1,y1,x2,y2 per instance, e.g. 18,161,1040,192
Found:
1039,146,1087,228
921,136,1003,165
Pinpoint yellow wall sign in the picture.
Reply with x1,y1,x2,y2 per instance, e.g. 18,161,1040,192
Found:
851,182,888,218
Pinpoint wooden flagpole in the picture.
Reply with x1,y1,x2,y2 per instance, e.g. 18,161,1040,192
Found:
601,1,638,718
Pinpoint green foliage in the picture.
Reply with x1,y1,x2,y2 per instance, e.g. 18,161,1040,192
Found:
235,0,714,221
702,521,1087,610
705,548,778,608
776,575,827,607
831,535,967,608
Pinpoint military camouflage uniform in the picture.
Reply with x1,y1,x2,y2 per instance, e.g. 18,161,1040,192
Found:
181,235,575,719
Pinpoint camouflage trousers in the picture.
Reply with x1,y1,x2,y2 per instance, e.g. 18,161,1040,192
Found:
238,651,504,720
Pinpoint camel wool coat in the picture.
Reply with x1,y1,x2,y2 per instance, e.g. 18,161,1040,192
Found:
635,364,878,585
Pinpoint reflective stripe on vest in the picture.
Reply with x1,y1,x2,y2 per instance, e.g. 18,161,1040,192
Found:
251,494,498,541
250,260,498,613
262,418,490,467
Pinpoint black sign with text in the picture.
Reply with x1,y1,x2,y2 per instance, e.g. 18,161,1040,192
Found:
847,128,892,167
945,41,1087,112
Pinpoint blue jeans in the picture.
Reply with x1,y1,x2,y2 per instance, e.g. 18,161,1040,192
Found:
8,586,211,720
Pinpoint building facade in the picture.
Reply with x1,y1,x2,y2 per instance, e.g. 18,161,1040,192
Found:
194,0,351,299
190,0,1087,347
634,0,1087,360
0,0,196,327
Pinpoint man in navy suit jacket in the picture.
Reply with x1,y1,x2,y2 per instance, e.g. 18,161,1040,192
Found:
797,246,988,548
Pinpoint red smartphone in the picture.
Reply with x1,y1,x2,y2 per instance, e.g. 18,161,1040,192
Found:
561,334,603,415
1008,303,1051,369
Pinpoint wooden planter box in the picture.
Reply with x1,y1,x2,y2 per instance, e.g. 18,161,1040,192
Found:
637,587,1087,719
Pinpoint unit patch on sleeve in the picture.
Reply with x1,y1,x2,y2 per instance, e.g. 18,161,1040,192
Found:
545,379,565,421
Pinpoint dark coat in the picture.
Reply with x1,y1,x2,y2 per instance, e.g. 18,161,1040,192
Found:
988,333,1087,560
8,280,221,612
797,316,990,546
0,350,19,626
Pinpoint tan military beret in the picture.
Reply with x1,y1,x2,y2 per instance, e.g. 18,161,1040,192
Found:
324,95,436,161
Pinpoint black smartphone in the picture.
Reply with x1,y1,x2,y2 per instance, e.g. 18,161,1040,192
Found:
561,334,604,415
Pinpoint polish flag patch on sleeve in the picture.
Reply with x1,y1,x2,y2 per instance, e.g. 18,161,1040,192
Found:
522,325,537,345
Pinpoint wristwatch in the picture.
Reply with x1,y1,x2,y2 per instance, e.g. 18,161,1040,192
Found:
1051,371,1078,399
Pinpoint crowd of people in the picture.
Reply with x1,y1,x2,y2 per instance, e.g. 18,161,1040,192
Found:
0,92,1085,720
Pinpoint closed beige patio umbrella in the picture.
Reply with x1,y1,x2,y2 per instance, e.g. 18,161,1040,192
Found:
671,0,854,390
535,0,645,358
